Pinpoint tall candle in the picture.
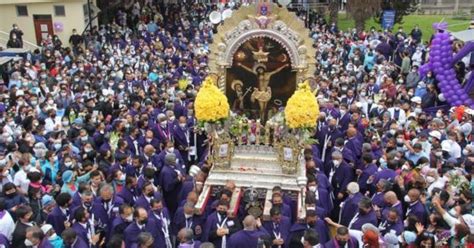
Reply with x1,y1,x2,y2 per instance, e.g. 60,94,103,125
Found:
256,119,261,145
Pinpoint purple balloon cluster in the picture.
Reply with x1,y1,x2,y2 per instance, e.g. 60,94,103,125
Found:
420,28,474,108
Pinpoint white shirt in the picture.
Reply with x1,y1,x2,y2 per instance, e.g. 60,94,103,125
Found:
387,107,406,125
13,169,30,193
0,211,14,241
44,116,62,133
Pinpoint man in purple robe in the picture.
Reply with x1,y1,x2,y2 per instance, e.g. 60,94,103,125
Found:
61,228,90,248
372,160,397,185
158,153,185,215
172,201,203,240
339,182,363,227
271,193,292,221
110,204,133,237
156,140,186,171
381,191,403,221
347,197,378,231
134,182,161,211
263,206,291,248
288,210,330,247
123,207,161,248
329,151,354,200
404,188,427,225
47,192,72,236
323,226,359,248
173,116,192,166
228,215,269,248
378,208,404,235
91,184,124,238
306,175,332,214
140,144,160,168
356,153,378,193
345,127,362,159
138,129,161,152
147,198,172,248
117,176,138,206
71,207,96,246
202,200,241,248
153,114,172,144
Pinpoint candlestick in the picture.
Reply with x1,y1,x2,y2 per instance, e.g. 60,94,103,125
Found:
238,120,243,146
264,122,271,146
255,119,261,145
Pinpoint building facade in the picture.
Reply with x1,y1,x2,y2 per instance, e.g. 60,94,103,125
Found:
0,0,98,49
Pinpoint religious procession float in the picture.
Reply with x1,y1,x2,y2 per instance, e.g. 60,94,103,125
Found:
193,1,320,221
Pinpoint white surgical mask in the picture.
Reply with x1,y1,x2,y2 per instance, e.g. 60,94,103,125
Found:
64,162,73,167
125,215,133,222
404,195,411,203
24,239,34,246
333,160,341,166
308,186,317,192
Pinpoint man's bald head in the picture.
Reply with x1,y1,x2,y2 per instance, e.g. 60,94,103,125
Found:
243,215,256,230
347,127,357,138
384,191,398,205
144,145,155,155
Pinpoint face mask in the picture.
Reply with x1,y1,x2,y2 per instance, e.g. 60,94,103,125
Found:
379,158,387,169
184,213,193,219
179,123,186,129
64,162,73,167
125,215,133,222
24,165,32,171
309,186,317,192
84,202,92,208
396,138,404,144
462,149,469,156
139,219,148,225
54,143,61,150
218,210,227,216
84,148,92,153
160,121,167,126
169,116,176,122
404,195,412,203
167,147,174,153
333,160,341,167
119,174,126,181
337,240,347,247
48,233,57,241
435,151,442,157
389,130,396,136
81,136,88,141
24,239,34,246
146,138,152,143
436,113,443,118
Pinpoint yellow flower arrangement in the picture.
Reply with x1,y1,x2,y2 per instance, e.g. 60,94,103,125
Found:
285,81,320,129
194,76,230,122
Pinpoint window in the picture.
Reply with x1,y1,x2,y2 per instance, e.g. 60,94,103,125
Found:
54,5,65,16
16,5,28,16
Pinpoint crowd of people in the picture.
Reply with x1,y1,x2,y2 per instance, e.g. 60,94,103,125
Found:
0,1,473,248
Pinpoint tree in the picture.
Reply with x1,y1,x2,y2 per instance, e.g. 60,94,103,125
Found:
347,0,381,32
374,0,417,26
328,0,339,25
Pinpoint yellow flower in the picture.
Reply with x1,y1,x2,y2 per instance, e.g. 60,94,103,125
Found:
178,78,188,91
195,76,230,122
285,82,320,129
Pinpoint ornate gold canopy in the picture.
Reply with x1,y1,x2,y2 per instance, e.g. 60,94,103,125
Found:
208,3,317,91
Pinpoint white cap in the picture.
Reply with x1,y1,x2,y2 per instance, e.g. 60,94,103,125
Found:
411,96,421,104
429,130,442,140
41,224,53,234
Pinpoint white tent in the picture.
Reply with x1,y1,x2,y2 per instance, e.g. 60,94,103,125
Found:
451,29,474,42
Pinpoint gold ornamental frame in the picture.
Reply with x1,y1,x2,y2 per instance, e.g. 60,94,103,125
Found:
210,132,234,169
208,3,317,92
275,135,300,175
